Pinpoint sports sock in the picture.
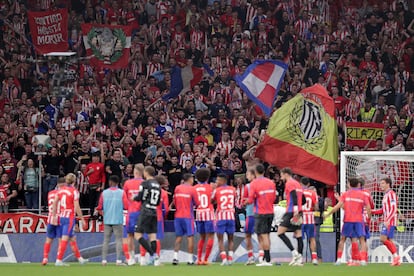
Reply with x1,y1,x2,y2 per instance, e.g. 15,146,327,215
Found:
70,240,81,259
150,240,157,257
204,238,214,261
228,251,234,261
360,251,367,262
57,240,68,261
43,242,51,259
264,250,270,263
278,233,294,251
351,242,360,261
123,243,131,260
247,250,253,258
258,250,264,261
311,252,317,260
140,245,146,257
138,237,153,255
197,239,205,261
156,240,161,256
384,240,397,254
173,251,178,260
337,250,343,260
296,237,303,255
220,251,227,261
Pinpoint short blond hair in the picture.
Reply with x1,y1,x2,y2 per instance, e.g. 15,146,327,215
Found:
65,173,76,185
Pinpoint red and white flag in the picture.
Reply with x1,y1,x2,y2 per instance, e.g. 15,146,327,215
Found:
82,24,132,69
27,9,69,54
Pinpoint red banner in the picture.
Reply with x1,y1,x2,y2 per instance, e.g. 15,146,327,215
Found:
0,212,103,233
81,24,132,69
345,122,384,148
27,9,69,54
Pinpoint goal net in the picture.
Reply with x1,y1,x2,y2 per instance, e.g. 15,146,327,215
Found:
340,151,414,264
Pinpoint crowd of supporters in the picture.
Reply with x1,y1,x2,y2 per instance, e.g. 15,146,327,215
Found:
0,0,413,213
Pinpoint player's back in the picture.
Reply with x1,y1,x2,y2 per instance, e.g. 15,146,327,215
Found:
140,179,161,213
58,186,79,219
250,177,276,215
174,184,197,219
214,185,236,221
244,183,254,217
124,178,143,212
383,189,398,226
362,189,374,225
194,183,214,221
47,189,59,225
157,189,169,220
303,188,317,225
342,189,367,223
285,178,303,212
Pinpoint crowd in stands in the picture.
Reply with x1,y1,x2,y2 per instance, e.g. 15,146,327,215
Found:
0,0,413,214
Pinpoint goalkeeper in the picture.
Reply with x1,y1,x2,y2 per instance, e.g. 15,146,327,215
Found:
277,168,305,266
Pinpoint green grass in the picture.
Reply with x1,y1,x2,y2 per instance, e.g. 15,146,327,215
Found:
0,263,411,276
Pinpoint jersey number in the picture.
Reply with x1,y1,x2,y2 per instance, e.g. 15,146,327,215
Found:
60,195,67,210
150,189,160,205
303,197,313,212
220,195,234,210
199,194,209,208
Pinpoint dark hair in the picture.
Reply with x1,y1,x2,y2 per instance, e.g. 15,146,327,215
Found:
255,163,265,174
217,173,228,180
358,177,365,187
144,166,156,177
301,177,310,186
109,175,120,184
281,167,293,176
195,168,210,183
348,177,359,188
182,173,194,182
381,177,392,187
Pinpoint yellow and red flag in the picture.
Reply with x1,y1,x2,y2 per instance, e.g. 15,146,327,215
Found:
255,84,338,185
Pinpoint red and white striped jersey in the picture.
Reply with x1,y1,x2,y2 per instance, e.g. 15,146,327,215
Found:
302,188,317,225
383,20,400,39
172,31,186,49
345,100,362,122
361,189,374,225
76,171,89,194
332,30,351,41
245,3,257,25
190,30,204,50
216,140,234,156
212,185,236,221
47,189,59,225
179,152,194,167
379,189,398,227
395,70,410,94
61,116,76,131
294,19,311,40
194,183,215,221
146,62,163,79
57,186,79,219
156,1,170,19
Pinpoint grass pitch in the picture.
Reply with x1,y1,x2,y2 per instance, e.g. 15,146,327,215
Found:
0,263,411,276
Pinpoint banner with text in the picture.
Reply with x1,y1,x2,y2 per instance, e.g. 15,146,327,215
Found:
345,122,384,148
0,212,103,233
28,9,69,54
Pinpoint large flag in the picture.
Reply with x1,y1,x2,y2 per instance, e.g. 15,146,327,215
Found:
162,65,203,101
81,24,132,69
27,9,69,54
256,84,338,185
235,60,288,116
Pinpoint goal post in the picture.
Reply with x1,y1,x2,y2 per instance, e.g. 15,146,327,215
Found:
340,151,414,264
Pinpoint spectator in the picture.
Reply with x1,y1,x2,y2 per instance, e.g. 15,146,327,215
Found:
17,158,40,210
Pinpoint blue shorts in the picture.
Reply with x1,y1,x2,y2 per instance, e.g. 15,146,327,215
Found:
216,220,235,235
174,218,194,236
381,225,396,239
127,211,140,234
245,216,255,234
60,217,75,238
157,220,164,240
364,225,370,239
196,221,215,234
341,222,365,238
46,224,62,239
302,224,316,239
123,225,128,238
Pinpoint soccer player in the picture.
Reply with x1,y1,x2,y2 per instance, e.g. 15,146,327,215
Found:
212,173,236,266
360,177,374,264
193,168,215,265
123,164,145,264
324,177,371,266
139,175,169,266
277,167,304,266
42,179,65,265
372,178,401,266
97,175,129,266
172,173,200,265
134,166,162,266
53,175,87,266
246,163,276,267
301,177,318,265
243,168,262,265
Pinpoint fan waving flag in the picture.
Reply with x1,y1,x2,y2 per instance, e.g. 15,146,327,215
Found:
82,24,132,69
235,60,288,116
162,65,203,101
256,84,339,185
